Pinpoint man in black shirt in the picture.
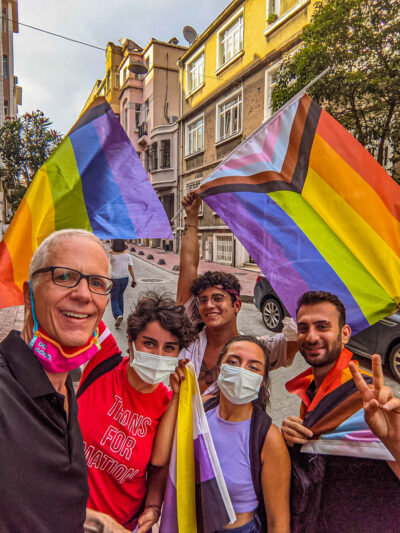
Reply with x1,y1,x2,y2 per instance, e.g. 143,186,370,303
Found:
0,229,128,533
281,291,400,533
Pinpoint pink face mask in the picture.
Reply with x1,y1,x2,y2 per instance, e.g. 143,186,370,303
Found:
29,281,100,373
30,329,100,373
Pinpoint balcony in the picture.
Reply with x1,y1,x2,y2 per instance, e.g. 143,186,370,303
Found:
138,122,148,140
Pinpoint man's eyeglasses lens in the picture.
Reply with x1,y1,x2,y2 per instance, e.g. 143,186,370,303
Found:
198,294,226,305
33,266,113,295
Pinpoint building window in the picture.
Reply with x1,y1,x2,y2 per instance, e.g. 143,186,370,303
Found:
4,100,8,118
3,56,7,80
214,234,233,264
135,104,141,129
124,107,128,131
144,149,150,172
216,90,242,142
218,11,244,68
184,178,203,214
162,193,174,220
2,8,6,33
160,140,171,168
150,142,158,171
267,0,280,20
264,63,280,120
143,99,149,122
185,115,204,156
187,51,204,94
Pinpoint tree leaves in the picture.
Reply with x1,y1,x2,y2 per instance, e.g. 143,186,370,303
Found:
0,110,62,210
272,0,400,180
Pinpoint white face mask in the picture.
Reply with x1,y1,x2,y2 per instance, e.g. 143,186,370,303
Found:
217,364,263,405
129,342,178,388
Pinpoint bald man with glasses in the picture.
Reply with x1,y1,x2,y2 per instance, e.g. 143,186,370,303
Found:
0,229,129,533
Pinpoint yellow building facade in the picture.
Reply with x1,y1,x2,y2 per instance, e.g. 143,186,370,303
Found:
178,0,316,266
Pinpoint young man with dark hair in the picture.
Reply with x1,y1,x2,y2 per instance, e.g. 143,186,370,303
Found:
177,192,298,394
282,290,400,533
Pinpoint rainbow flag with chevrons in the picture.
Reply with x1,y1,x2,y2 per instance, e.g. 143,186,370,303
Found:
160,363,235,533
0,98,172,309
197,93,400,334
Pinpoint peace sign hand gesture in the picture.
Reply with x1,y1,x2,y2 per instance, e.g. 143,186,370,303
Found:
349,354,400,463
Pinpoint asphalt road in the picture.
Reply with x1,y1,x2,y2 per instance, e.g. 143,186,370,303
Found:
103,254,400,427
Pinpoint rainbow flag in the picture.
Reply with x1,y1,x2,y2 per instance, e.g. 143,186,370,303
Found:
197,93,400,334
0,98,172,308
160,363,235,533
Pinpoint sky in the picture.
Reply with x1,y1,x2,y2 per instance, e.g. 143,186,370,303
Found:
14,0,232,135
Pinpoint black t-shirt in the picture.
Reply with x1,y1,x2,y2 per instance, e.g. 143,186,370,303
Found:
303,375,400,533
0,331,88,533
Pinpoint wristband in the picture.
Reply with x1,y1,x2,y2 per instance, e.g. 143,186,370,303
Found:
145,504,161,515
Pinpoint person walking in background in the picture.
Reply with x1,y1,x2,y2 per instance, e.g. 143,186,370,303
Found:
109,239,136,328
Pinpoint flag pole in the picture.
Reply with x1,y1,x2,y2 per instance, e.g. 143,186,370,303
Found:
170,66,330,224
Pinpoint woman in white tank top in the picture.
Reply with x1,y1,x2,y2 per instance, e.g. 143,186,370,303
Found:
109,239,135,328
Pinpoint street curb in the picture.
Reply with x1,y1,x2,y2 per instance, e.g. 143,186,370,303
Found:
130,252,179,275
130,252,254,303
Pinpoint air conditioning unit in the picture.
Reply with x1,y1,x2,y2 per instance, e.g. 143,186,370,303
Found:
168,116,178,124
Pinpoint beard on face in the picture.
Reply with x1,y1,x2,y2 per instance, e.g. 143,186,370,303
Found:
299,332,343,368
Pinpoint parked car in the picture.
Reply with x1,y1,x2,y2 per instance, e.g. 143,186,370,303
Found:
253,275,400,382
254,275,289,332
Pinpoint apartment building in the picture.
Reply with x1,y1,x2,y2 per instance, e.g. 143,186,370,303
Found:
83,37,186,251
178,0,315,266
0,0,21,235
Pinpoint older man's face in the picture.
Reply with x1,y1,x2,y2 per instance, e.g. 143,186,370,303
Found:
29,236,110,347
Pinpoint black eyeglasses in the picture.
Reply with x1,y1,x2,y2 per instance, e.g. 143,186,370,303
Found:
32,266,114,295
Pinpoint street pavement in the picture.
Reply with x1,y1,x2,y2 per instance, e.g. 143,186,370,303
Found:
2,249,400,427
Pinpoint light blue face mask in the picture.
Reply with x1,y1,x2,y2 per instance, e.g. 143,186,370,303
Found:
130,341,178,388
217,364,263,405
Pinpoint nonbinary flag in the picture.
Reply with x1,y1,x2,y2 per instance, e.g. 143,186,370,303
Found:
197,93,400,334
160,363,235,533
0,98,172,308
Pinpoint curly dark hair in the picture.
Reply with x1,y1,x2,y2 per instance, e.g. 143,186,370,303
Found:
191,271,241,304
296,291,346,329
217,335,270,411
111,239,127,252
126,291,197,350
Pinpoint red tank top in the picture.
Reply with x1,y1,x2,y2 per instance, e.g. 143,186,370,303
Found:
77,356,172,527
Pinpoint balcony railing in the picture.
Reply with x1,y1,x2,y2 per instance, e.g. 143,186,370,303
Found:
138,122,148,138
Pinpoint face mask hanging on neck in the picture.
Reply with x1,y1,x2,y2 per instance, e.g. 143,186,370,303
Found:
217,364,263,405
28,281,101,373
129,341,178,388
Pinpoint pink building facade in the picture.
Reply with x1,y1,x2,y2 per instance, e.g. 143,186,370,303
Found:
119,38,187,251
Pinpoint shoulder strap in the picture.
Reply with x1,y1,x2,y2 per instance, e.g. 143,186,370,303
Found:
76,353,123,399
204,395,220,412
250,403,272,530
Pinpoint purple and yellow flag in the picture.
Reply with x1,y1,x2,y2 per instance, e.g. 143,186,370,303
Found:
0,98,172,308
197,93,400,334
160,363,235,533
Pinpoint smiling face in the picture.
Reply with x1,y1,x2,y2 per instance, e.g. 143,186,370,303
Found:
197,285,241,329
129,320,180,359
221,340,266,377
297,302,351,368
24,236,110,347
